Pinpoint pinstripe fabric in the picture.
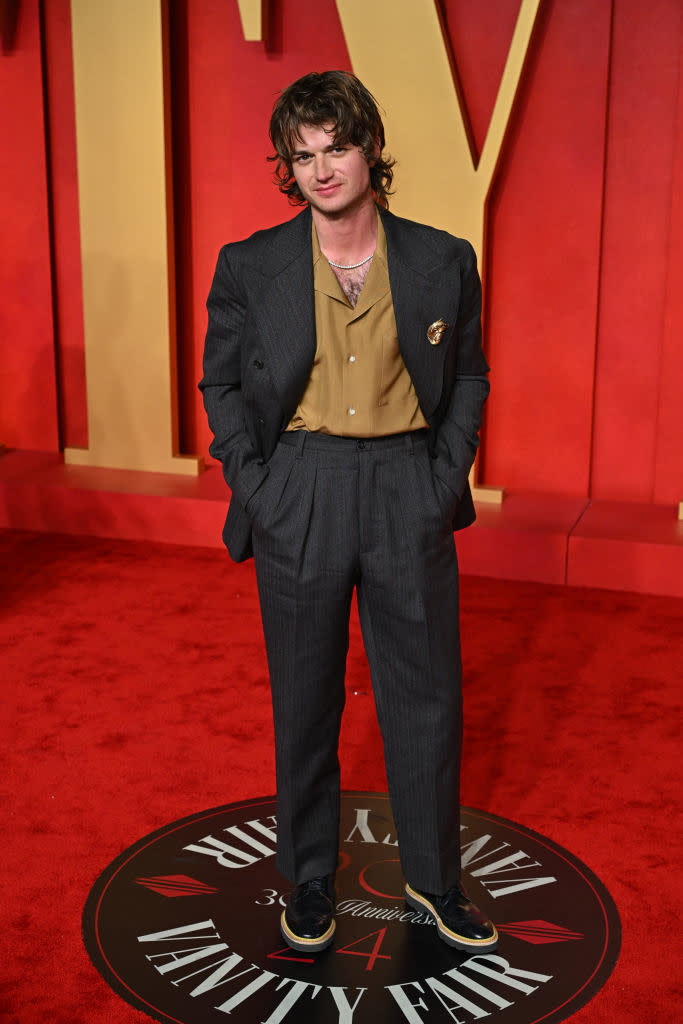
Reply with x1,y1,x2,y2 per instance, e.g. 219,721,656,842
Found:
200,207,489,564
251,430,462,894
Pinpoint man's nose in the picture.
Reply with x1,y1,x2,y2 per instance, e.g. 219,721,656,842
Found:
314,154,333,180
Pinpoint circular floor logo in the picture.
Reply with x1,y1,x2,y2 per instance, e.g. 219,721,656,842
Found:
83,793,620,1024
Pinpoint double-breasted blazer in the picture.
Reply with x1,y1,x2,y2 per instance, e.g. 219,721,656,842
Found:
200,205,490,562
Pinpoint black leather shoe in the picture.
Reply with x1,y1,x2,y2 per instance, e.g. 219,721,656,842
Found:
405,882,498,951
281,876,336,952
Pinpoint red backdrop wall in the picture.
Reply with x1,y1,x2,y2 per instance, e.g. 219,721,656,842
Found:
0,0,59,451
1,0,681,506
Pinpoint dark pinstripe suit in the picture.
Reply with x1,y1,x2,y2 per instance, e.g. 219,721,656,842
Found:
200,204,489,893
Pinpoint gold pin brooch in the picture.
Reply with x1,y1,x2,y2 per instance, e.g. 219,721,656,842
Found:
427,319,449,345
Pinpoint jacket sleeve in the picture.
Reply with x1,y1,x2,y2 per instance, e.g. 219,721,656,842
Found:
431,241,490,501
199,245,268,510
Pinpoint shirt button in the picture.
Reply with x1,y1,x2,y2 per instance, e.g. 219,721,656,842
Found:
348,355,356,363
348,407,356,416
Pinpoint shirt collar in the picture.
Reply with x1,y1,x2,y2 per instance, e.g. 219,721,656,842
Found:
312,207,389,311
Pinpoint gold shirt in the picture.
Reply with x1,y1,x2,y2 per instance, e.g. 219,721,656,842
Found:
286,213,429,437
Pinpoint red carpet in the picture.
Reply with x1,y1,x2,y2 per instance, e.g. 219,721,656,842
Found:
1,529,681,1022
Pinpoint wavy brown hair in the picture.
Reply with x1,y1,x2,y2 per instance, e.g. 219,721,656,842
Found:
269,71,395,207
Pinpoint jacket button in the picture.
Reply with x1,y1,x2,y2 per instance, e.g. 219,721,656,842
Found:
253,358,264,369
257,417,265,426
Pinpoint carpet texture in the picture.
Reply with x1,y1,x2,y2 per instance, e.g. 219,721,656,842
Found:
1,529,681,1023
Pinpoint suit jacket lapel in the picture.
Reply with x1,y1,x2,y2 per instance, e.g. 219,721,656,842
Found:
251,207,316,419
381,207,462,419
251,205,463,424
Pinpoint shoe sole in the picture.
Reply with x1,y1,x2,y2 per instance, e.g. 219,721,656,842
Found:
280,910,335,953
405,884,499,952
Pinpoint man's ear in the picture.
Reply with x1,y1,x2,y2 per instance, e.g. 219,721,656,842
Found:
369,137,381,166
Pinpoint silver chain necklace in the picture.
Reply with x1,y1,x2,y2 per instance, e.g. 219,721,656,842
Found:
327,253,374,270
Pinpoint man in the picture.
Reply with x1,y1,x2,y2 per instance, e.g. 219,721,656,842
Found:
200,70,496,955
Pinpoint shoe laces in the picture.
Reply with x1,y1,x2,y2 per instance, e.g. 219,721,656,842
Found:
297,876,329,896
442,882,471,909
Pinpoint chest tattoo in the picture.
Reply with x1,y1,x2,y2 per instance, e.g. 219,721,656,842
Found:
331,260,372,308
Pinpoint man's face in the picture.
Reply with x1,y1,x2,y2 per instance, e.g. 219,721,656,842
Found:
289,123,377,218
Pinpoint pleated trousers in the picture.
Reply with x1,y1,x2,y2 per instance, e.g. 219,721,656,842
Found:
250,428,463,894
